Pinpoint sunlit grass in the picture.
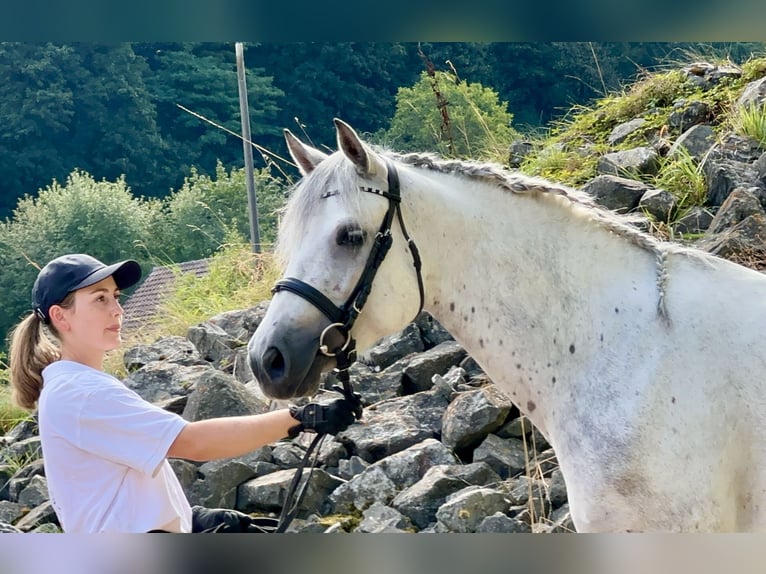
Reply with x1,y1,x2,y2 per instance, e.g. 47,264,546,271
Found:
732,103,766,147
0,382,34,435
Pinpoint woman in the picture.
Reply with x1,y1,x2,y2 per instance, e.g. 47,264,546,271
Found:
8,253,359,533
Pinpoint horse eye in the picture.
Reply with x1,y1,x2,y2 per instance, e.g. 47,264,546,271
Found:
336,226,366,246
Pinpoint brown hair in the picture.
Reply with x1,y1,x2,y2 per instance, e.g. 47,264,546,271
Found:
9,292,75,411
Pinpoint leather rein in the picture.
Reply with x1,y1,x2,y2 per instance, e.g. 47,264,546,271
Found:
271,157,425,532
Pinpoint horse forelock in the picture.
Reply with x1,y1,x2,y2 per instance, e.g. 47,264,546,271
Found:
276,153,367,268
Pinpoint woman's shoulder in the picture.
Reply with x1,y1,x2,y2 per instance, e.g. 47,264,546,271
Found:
42,360,122,393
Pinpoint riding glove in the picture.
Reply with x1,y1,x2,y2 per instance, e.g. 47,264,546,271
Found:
288,396,359,437
191,506,278,533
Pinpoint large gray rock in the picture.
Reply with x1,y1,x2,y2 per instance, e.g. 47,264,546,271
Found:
472,434,528,479
435,486,511,533
607,118,647,146
596,147,660,178
582,174,652,212
668,124,715,161
124,363,215,402
402,340,467,394
182,369,270,422
737,77,766,111
186,448,271,508
338,390,449,462
359,323,425,370
123,336,205,372
238,468,342,516
355,502,413,533
391,462,501,528
441,386,515,452
704,158,764,207
328,438,458,514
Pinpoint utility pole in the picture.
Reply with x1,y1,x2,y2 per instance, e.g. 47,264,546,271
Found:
235,42,261,253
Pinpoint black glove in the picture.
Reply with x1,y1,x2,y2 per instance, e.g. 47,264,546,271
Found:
191,506,278,533
288,396,359,437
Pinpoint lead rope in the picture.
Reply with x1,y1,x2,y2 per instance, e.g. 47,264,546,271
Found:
274,342,362,534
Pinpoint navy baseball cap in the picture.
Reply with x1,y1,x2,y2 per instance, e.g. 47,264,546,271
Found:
31,254,142,323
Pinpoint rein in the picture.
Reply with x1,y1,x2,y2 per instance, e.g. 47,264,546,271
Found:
271,157,424,532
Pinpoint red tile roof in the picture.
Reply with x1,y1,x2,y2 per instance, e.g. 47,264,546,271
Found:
122,259,210,332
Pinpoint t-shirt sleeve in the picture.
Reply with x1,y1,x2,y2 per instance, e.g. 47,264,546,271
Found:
72,381,189,477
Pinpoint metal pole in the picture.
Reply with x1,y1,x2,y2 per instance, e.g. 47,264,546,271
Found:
235,42,261,253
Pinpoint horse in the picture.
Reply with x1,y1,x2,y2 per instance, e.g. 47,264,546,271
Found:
248,118,766,532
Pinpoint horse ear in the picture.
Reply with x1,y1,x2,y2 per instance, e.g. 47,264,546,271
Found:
284,129,328,176
334,118,384,179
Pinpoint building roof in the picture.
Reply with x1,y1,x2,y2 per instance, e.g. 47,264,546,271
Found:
122,259,210,332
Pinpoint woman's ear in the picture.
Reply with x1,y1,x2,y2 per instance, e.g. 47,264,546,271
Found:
48,305,70,331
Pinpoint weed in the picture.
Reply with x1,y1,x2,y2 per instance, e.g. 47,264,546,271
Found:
732,103,766,147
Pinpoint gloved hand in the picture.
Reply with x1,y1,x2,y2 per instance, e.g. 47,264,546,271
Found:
288,396,360,437
191,506,278,533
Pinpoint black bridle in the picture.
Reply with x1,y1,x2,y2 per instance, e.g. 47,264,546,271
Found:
271,157,425,532
272,157,425,392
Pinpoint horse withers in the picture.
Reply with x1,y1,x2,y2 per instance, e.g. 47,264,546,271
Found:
248,118,766,532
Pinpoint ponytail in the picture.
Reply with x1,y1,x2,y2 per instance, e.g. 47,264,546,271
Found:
9,313,60,411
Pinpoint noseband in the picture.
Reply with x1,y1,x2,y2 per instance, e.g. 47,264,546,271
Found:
272,157,425,390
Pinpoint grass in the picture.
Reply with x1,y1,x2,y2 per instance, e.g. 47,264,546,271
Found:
0,353,34,435
1,445,40,474
732,102,766,147
651,146,708,214
0,383,33,435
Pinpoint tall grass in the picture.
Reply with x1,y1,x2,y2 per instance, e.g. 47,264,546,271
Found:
732,103,766,147
652,146,708,213
0,384,34,435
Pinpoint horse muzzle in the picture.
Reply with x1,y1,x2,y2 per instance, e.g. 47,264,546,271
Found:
247,326,335,399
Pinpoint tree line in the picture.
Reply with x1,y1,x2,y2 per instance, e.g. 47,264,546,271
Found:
3,41,762,220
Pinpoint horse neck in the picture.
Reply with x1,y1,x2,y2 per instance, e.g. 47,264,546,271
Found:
402,168,660,432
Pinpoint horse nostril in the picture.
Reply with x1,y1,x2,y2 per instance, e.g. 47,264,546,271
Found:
263,346,286,381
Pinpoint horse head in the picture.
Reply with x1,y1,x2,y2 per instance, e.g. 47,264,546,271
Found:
248,119,423,399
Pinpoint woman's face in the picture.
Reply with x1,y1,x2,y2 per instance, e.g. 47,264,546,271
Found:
53,276,126,355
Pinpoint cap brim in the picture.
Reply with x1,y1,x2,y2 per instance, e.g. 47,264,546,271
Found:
70,260,142,292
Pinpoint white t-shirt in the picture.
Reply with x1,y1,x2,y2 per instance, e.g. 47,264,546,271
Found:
38,360,192,533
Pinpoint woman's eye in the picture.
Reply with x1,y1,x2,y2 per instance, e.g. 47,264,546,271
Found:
336,226,366,246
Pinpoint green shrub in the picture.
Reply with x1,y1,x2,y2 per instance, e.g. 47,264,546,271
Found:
382,70,519,159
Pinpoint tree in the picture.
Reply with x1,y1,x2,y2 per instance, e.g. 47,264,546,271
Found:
249,43,419,152
0,43,79,217
383,70,519,159
0,43,169,213
153,162,288,264
134,43,284,183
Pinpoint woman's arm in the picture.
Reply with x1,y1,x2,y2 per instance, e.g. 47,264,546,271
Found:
167,409,299,462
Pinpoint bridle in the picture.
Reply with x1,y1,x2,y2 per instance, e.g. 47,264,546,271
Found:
272,156,425,395
271,156,425,532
